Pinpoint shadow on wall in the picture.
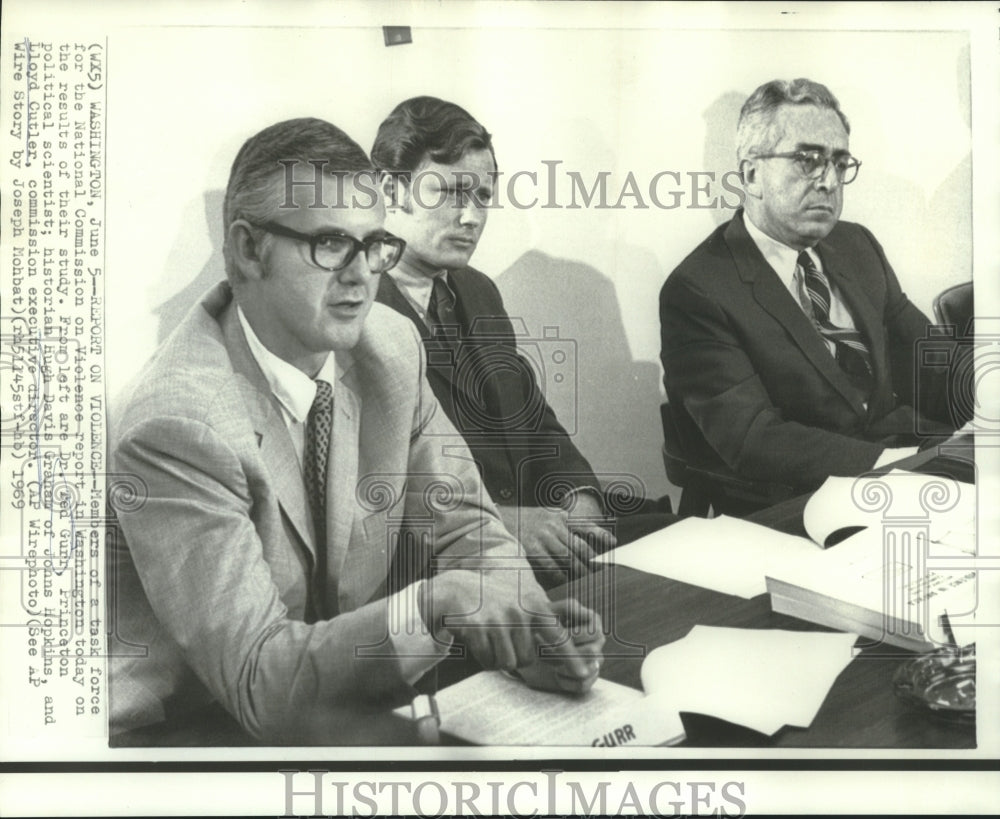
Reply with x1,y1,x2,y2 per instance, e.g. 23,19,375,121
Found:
702,91,746,227
154,190,227,344
496,249,672,501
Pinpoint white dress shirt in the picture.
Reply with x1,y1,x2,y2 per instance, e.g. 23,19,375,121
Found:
744,214,859,359
387,259,446,329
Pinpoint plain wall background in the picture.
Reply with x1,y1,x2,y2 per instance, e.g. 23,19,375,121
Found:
106,22,973,500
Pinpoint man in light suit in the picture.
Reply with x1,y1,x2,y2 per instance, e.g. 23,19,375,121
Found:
108,118,602,745
660,79,955,492
373,97,674,586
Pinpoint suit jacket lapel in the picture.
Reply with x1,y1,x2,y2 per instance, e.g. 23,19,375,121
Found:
447,269,525,431
726,213,866,415
376,273,431,340
220,301,318,561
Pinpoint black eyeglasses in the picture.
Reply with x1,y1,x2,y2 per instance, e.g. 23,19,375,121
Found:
249,221,406,273
752,150,862,185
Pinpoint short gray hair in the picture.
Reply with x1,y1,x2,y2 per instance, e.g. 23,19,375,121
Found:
736,78,850,163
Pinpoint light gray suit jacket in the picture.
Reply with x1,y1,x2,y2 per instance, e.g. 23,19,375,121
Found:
109,282,524,741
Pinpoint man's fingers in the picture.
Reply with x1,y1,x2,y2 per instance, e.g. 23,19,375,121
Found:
570,523,616,556
524,548,564,574
566,531,598,565
462,629,495,669
547,599,605,676
511,621,536,668
527,529,590,579
487,628,520,672
563,543,593,579
532,620,592,679
550,597,601,633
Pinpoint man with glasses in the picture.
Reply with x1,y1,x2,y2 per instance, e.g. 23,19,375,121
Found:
109,118,603,745
372,97,674,588
660,78,954,492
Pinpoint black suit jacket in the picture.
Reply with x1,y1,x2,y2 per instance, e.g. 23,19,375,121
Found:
377,267,601,507
660,211,953,491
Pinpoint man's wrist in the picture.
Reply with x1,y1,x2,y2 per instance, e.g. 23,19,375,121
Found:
418,575,455,642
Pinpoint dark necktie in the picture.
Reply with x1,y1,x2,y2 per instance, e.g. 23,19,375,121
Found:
427,275,460,347
798,250,874,396
304,379,333,548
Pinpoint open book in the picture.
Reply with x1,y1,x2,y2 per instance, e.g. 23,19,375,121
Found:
766,471,978,652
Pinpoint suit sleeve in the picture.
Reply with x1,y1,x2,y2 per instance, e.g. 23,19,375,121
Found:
114,415,413,742
859,225,956,427
660,273,887,490
481,276,603,504
402,319,531,566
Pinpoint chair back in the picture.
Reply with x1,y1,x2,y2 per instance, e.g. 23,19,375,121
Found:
933,282,973,332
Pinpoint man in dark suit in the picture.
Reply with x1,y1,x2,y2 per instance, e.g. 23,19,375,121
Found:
372,96,672,585
660,78,955,492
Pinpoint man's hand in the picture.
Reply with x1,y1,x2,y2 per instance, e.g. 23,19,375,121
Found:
514,597,605,695
497,494,617,587
419,570,603,690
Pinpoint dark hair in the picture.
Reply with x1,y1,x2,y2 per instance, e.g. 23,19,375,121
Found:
737,78,850,162
370,96,496,174
222,117,372,280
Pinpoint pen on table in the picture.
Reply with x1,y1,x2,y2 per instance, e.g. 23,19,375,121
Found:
941,611,960,654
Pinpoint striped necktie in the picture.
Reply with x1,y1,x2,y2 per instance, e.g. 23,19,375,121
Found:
797,250,874,396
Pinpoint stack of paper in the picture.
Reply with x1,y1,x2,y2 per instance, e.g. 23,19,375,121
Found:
766,525,978,652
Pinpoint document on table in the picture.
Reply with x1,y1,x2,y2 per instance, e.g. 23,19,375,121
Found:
766,524,979,651
591,515,818,598
641,626,858,735
398,627,856,743
394,671,685,746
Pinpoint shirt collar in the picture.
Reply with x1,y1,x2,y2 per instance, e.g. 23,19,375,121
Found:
743,212,821,287
388,257,449,317
237,305,338,424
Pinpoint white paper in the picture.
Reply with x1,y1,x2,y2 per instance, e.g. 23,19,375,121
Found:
804,470,977,551
639,626,858,735
593,515,819,598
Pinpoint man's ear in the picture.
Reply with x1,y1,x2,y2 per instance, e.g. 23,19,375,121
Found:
380,172,411,213
739,158,762,200
228,219,267,281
